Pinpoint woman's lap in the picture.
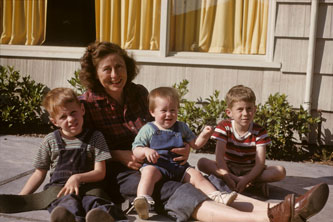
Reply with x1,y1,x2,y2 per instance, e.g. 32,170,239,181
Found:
105,160,208,222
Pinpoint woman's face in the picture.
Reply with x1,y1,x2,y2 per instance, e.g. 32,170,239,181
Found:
96,53,127,98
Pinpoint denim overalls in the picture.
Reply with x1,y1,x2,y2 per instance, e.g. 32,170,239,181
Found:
46,129,123,222
143,122,190,181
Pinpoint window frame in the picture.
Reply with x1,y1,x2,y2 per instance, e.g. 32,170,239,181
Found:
0,0,280,69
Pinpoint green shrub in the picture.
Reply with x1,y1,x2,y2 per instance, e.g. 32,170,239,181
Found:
67,69,86,94
254,93,320,161
0,65,47,128
173,79,226,152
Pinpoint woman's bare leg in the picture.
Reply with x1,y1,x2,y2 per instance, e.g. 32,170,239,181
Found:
192,200,269,222
229,193,274,213
183,168,217,194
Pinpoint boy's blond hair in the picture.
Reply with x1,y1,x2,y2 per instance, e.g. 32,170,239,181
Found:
148,87,180,112
42,87,80,118
225,85,256,108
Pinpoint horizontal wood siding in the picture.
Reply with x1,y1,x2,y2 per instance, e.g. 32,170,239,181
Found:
0,0,332,144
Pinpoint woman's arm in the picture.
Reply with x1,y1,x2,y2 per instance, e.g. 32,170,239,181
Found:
19,168,47,195
111,150,143,170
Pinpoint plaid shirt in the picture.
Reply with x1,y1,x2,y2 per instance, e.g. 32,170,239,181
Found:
79,83,153,151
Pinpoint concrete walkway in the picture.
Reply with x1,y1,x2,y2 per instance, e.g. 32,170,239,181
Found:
0,134,332,221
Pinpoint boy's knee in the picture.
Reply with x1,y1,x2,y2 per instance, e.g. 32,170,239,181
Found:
141,166,161,178
277,165,286,180
197,158,212,172
268,165,286,181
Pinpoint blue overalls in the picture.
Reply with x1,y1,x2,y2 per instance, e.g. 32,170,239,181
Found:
143,122,190,182
46,129,123,222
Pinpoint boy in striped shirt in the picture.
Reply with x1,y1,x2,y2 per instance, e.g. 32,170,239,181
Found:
198,85,286,197
19,88,123,222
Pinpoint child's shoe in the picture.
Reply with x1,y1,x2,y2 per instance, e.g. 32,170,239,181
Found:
86,208,115,222
208,190,238,206
133,195,155,220
50,206,75,222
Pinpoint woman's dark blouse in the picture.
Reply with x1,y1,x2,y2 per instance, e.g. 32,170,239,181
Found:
79,83,153,151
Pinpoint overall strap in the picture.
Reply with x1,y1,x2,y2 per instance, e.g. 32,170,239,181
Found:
173,121,179,132
80,129,94,150
54,129,65,150
147,122,159,132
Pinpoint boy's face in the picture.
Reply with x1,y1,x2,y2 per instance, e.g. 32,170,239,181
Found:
226,100,256,132
50,102,85,139
150,97,178,130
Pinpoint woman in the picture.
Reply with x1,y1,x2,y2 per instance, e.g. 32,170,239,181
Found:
78,41,329,222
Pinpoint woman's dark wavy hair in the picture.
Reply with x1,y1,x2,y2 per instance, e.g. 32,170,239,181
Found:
79,41,139,91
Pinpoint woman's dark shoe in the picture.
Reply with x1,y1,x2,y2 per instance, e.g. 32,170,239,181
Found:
50,206,75,222
268,194,294,222
293,183,329,221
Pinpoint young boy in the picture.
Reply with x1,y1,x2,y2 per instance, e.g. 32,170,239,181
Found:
198,85,286,197
18,88,122,222
132,87,237,220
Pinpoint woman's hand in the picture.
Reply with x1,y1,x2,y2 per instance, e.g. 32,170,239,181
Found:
57,174,80,197
122,154,143,171
111,150,143,170
171,143,190,165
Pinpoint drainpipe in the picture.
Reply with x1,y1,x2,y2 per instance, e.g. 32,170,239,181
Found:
303,0,319,114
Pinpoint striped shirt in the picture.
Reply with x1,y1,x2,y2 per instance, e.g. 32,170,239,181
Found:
33,130,111,176
211,119,271,164
79,83,153,151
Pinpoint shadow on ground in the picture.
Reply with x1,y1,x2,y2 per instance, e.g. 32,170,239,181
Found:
244,175,333,201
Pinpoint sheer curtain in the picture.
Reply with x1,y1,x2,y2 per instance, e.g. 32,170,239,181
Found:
0,0,46,45
170,0,269,54
95,0,161,50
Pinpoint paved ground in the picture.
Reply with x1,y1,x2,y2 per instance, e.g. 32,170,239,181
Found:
0,134,332,222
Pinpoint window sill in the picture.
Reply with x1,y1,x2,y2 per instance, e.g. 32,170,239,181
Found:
0,44,281,69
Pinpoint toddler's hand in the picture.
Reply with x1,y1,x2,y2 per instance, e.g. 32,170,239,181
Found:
145,148,160,164
202,126,214,137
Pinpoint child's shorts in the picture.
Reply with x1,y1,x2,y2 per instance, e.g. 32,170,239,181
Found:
141,162,192,182
226,161,266,176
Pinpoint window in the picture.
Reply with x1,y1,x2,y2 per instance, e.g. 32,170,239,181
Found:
0,0,279,68
43,0,95,46
169,0,268,54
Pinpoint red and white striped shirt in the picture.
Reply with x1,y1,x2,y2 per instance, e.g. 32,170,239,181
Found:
212,119,271,164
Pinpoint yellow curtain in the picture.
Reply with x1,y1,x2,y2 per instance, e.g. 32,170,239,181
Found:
0,0,46,45
95,0,160,50
170,0,269,54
